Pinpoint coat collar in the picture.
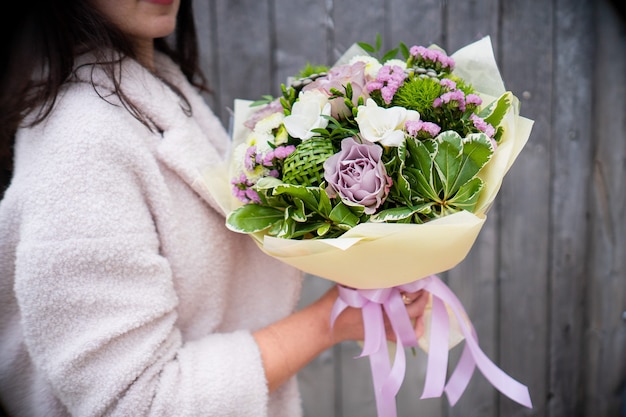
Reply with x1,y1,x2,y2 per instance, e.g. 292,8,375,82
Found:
71,52,231,215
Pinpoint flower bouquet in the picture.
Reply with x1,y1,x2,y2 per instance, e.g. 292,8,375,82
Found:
204,36,533,416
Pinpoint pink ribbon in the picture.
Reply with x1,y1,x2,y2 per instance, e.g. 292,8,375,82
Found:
330,274,532,417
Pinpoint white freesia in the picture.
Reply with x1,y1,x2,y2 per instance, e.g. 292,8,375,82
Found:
356,98,420,147
283,90,331,140
349,55,383,78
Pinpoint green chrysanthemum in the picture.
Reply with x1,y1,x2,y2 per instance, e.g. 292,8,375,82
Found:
391,77,442,119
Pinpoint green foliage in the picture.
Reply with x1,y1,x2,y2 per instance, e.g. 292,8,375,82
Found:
478,92,513,142
226,182,368,239
250,95,276,107
296,62,330,78
396,131,494,219
357,33,408,63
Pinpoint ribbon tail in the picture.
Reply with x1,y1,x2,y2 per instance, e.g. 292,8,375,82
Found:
426,276,533,409
367,320,397,417
444,343,476,405
421,294,450,399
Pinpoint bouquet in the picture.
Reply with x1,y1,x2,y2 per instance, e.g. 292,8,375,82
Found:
205,36,533,416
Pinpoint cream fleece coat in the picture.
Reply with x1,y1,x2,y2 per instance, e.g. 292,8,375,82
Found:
0,53,303,417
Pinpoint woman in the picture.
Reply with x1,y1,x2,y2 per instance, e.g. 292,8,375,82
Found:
0,0,428,416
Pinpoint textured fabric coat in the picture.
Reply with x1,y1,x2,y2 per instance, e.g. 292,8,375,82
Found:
0,52,303,417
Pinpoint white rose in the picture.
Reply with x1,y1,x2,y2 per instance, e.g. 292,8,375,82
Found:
283,90,331,140
356,98,420,147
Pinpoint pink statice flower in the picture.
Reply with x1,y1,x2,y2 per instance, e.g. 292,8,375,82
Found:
244,146,258,171
436,90,467,111
465,94,482,106
470,114,496,138
261,145,296,167
409,45,455,72
439,78,457,90
406,120,441,139
366,64,407,104
231,173,261,204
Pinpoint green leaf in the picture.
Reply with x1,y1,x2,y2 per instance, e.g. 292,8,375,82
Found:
432,131,464,197
226,204,283,233
405,137,439,201
328,201,360,228
478,91,512,128
399,42,410,60
357,42,376,53
251,95,275,107
370,204,432,222
276,216,296,238
381,48,399,63
316,223,331,237
287,201,307,222
447,177,484,211
272,183,319,210
432,131,493,200
318,188,333,217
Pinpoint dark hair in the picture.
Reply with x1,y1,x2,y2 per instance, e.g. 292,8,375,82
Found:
0,0,208,198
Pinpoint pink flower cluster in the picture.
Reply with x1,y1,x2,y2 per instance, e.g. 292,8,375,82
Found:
234,144,297,203
366,65,408,104
405,120,442,139
470,114,496,138
232,174,261,204
245,145,296,172
409,45,455,71
433,78,483,112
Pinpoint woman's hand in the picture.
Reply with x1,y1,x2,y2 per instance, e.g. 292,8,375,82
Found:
320,286,429,344
253,284,429,393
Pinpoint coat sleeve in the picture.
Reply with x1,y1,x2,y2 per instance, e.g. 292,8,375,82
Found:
12,93,271,417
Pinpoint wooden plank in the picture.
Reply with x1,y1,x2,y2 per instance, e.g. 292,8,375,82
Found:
192,0,218,111
387,0,443,49
585,1,626,415
446,0,499,53
325,3,388,416
548,1,595,416
498,0,554,415
272,0,328,93
212,0,272,122
297,275,337,417
271,3,335,415
330,0,386,62
445,1,501,416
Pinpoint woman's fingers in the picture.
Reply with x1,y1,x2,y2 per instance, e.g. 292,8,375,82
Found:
403,290,429,339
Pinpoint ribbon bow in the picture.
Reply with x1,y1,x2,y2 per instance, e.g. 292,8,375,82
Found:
330,274,532,417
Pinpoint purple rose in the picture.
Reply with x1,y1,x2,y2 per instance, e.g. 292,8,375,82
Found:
323,137,391,214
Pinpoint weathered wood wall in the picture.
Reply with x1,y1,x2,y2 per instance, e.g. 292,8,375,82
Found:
193,0,626,416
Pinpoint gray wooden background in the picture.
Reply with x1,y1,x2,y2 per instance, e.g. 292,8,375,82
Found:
192,0,625,416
